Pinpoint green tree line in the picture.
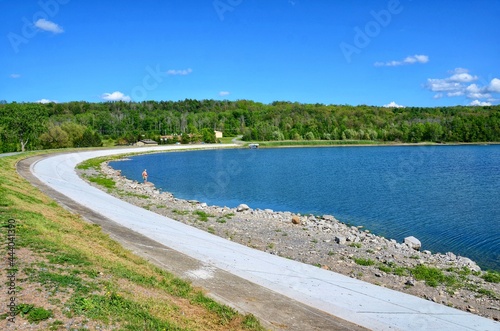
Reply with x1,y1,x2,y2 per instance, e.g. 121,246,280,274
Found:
1,100,499,152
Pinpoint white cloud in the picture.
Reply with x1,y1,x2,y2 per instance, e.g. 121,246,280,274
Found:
452,68,469,74
468,92,491,99
465,84,490,99
166,68,192,76
466,84,481,93
34,19,64,34
470,100,492,106
447,91,464,97
374,60,400,67
449,72,478,83
375,54,429,67
383,101,405,108
36,99,56,104
425,68,500,103
442,68,478,83
489,78,500,93
404,54,429,64
101,91,131,102
10,74,21,78
427,78,463,92
218,91,230,97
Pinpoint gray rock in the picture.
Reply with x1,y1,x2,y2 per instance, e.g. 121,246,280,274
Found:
457,257,481,272
308,215,318,222
322,215,335,222
404,236,421,251
446,252,457,261
405,279,415,286
335,236,346,245
236,204,250,212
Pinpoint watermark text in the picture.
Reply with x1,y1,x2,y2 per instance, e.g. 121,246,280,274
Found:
339,0,404,63
5,218,17,323
7,0,69,53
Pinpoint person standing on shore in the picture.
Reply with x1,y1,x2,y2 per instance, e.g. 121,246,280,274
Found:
142,169,148,183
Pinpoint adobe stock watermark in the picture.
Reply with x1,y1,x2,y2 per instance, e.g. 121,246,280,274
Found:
130,65,169,101
202,154,244,199
7,0,69,54
213,0,243,21
5,218,18,324
104,65,191,102
339,0,406,63
383,146,436,193
197,148,257,203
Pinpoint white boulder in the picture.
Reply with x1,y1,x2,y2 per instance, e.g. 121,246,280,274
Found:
404,236,421,251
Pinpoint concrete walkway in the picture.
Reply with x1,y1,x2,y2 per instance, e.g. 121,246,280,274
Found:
0,151,22,158
23,145,499,331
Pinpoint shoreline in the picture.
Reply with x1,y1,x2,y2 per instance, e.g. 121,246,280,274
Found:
109,142,500,270
247,140,500,148
77,152,500,321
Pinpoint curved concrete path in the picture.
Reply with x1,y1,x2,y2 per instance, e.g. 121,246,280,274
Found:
19,145,500,331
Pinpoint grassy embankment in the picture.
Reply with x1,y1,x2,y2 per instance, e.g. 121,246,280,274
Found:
0,151,265,330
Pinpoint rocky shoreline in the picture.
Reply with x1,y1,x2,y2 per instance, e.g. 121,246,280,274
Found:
78,161,500,321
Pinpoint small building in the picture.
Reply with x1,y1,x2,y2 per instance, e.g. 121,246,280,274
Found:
214,130,223,139
135,139,158,146
160,135,179,142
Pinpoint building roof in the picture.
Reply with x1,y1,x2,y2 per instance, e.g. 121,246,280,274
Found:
139,139,158,144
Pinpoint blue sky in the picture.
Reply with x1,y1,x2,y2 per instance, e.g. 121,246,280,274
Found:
2,0,500,107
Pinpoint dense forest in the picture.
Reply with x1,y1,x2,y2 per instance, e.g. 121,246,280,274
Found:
1,99,499,152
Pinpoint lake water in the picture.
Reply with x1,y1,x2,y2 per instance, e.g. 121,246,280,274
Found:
110,145,500,271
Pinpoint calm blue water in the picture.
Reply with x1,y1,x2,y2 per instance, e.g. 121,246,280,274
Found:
110,145,500,271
